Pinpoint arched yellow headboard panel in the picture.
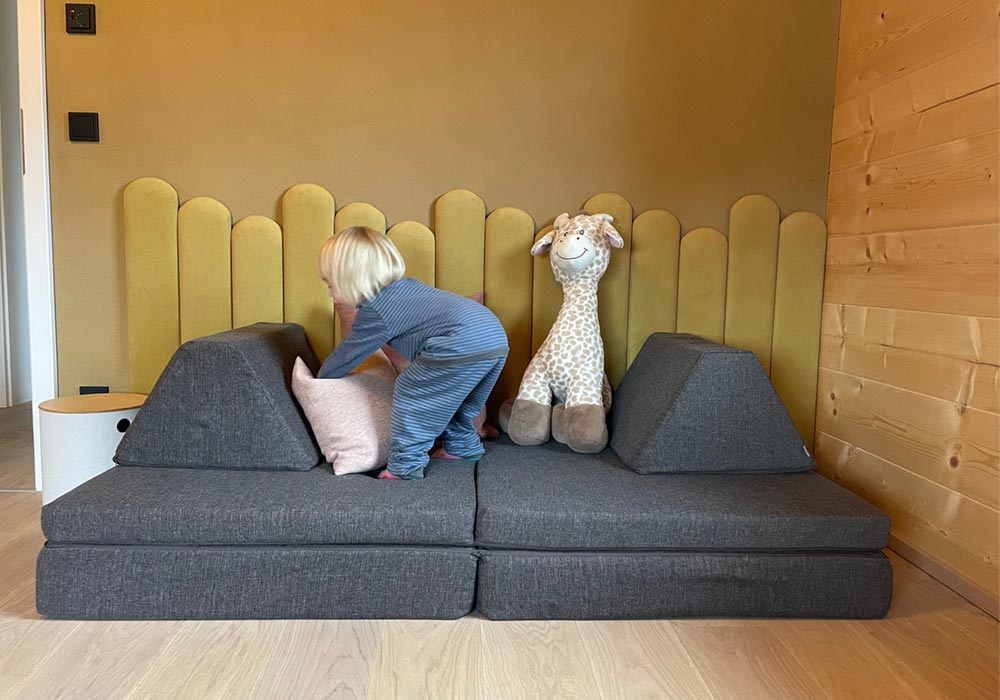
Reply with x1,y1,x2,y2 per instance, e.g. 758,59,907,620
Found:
178,196,232,344
677,227,728,343
282,184,335,359
123,181,827,444
123,177,179,395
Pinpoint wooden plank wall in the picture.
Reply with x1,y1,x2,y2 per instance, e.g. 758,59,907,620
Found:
818,0,1000,613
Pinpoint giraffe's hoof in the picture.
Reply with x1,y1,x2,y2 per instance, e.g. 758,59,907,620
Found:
565,403,608,453
507,399,551,446
551,403,567,444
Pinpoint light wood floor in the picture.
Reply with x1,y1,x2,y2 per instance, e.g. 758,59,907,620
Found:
0,491,996,699
0,404,34,491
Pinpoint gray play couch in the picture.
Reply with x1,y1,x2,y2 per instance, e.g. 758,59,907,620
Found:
36,324,892,620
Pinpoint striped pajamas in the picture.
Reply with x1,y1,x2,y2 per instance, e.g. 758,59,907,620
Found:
318,278,509,479
388,356,505,478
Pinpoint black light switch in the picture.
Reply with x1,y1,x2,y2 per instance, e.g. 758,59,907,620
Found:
68,112,100,142
66,4,96,34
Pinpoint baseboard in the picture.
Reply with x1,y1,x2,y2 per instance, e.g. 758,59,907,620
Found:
888,536,999,620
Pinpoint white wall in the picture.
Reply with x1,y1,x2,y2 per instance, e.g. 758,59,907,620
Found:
1,0,30,405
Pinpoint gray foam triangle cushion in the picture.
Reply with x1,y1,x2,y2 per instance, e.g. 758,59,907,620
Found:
115,323,323,470
609,333,815,474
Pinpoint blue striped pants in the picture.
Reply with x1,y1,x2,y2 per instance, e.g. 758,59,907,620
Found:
388,355,506,479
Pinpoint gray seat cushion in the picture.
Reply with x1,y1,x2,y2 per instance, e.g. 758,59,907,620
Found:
115,323,323,471
477,550,892,620
609,333,815,473
43,459,476,546
476,438,889,551
37,544,477,620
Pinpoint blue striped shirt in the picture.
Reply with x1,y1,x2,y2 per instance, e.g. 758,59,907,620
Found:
318,278,509,379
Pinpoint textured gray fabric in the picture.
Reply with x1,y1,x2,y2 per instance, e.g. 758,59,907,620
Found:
43,460,476,546
610,333,815,473
36,544,477,620
115,323,322,471
476,438,890,551
477,550,892,619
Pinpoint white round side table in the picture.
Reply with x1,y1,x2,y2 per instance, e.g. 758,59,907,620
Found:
38,393,146,504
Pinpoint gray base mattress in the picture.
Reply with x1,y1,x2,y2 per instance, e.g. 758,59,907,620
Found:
36,544,477,620
477,550,892,620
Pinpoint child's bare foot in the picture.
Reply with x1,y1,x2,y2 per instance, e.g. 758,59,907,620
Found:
429,446,461,460
377,469,400,480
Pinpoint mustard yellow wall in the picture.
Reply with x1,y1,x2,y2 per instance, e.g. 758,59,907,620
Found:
45,0,840,395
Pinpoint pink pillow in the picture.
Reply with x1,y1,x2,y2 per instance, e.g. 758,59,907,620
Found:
335,293,498,439
291,352,395,475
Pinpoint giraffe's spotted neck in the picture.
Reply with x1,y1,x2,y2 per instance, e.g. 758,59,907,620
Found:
556,278,600,323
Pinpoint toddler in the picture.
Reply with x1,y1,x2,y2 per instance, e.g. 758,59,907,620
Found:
317,226,508,480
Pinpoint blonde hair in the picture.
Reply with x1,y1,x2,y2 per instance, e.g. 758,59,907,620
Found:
317,226,405,307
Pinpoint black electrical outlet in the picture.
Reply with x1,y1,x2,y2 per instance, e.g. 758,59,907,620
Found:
66,4,96,34
79,385,109,395
68,112,100,142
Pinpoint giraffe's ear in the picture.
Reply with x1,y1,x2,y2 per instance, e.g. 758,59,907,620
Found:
597,215,624,249
531,230,555,256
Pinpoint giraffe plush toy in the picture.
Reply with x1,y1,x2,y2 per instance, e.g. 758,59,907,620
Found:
499,212,622,453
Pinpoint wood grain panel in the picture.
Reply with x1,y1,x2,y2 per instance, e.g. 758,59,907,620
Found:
821,333,999,413
724,195,779,371
831,84,999,172
824,223,1000,317
123,177,180,394
838,0,969,52
247,621,377,699
0,478,37,541
824,0,999,600
816,431,999,598
838,0,886,36
481,621,601,699
832,36,999,142
673,624,830,700
576,621,713,699
766,618,927,699
827,129,999,236
387,221,435,286
531,225,562,355
232,216,284,327
872,552,1000,689
130,621,270,697
484,207,535,417
583,193,633,386
281,184,335,357
822,303,1000,366
177,196,232,343
816,368,999,509
0,403,33,490
627,209,681,367
9,622,178,699
676,227,727,343
835,0,997,104
434,189,486,297
368,619,481,698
